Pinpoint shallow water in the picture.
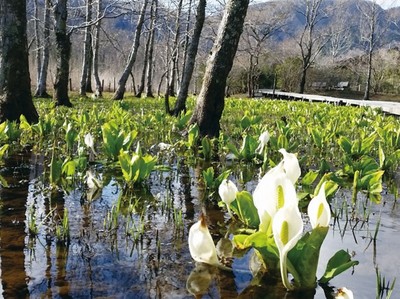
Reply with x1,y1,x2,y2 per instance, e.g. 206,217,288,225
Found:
0,151,399,298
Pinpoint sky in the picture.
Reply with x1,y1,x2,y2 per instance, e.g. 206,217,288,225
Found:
375,0,400,9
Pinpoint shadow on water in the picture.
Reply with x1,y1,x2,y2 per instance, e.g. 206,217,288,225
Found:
0,151,399,298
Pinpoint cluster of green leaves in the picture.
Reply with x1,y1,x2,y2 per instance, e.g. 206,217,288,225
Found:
0,96,398,199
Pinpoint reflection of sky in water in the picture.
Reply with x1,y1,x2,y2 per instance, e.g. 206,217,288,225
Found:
3,157,398,298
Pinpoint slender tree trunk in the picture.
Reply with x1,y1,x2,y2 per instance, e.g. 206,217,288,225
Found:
0,0,39,123
92,0,102,97
135,31,151,98
299,66,307,94
189,0,249,137
180,0,193,82
173,0,206,116
35,0,51,98
112,0,148,100
167,0,184,97
145,0,158,98
53,0,72,107
363,47,373,101
34,0,42,90
79,0,93,96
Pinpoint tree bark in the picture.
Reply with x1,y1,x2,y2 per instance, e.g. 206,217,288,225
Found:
167,0,184,97
135,31,151,98
112,0,148,100
34,0,51,98
145,0,158,98
53,0,72,107
92,0,103,97
189,0,249,137
172,0,206,116
0,0,39,123
79,0,93,96
33,0,42,91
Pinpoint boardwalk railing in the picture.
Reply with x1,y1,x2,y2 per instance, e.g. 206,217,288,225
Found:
257,89,400,116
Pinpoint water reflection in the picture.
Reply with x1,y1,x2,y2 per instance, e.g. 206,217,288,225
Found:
0,150,34,297
0,151,398,297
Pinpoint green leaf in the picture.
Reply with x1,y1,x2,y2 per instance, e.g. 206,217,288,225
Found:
288,226,329,289
378,143,385,169
302,170,319,186
338,136,352,155
240,116,251,130
0,175,8,187
319,250,359,284
226,142,240,159
201,136,212,160
310,128,322,148
50,155,63,186
62,159,76,177
233,231,279,270
230,191,260,228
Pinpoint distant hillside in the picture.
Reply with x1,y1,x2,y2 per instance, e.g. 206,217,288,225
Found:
247,0,400,54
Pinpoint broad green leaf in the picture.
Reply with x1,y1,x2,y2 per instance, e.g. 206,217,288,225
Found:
62,159,76,177
302,170,319,186
319,250,359,284
310,128,322,148
50,155,63,185
288,227,329,289
226,142,240,158
233,231,279,270
338,136,352,155
240,116,251,130
230,191,260,228
201,137,212,160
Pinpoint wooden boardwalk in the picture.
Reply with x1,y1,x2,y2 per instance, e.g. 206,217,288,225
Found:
258,89,400,116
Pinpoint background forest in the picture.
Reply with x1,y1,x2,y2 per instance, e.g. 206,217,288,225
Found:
26,0,400,101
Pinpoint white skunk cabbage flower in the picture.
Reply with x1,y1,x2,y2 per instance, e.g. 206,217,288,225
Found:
253,162,298,232
335,287,354,299
218,179,238,216
188,214,219,266
84,133,97,155
278,148,301,184
256,131,270,154
308,182,331,228
273,204,304,290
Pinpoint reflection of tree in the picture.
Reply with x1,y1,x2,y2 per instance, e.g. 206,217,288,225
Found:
0,152,33,296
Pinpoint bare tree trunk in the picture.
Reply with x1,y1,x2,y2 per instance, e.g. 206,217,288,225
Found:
360,0,380,101
145,0,158,98
180,0,193,82
172,0,206,116
35,0,51,98
33,0,42,90
189,0,249,137
135,31,151,98
0,0,39,123
79,0,93,96
92,0,102,97
167,0,184,97
53,0,72,107
112,0,148,100
297,0,326,94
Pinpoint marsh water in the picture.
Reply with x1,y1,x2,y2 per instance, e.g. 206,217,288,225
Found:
0,150,399,298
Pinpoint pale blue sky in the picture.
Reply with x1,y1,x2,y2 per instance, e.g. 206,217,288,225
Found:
375,0,400,9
